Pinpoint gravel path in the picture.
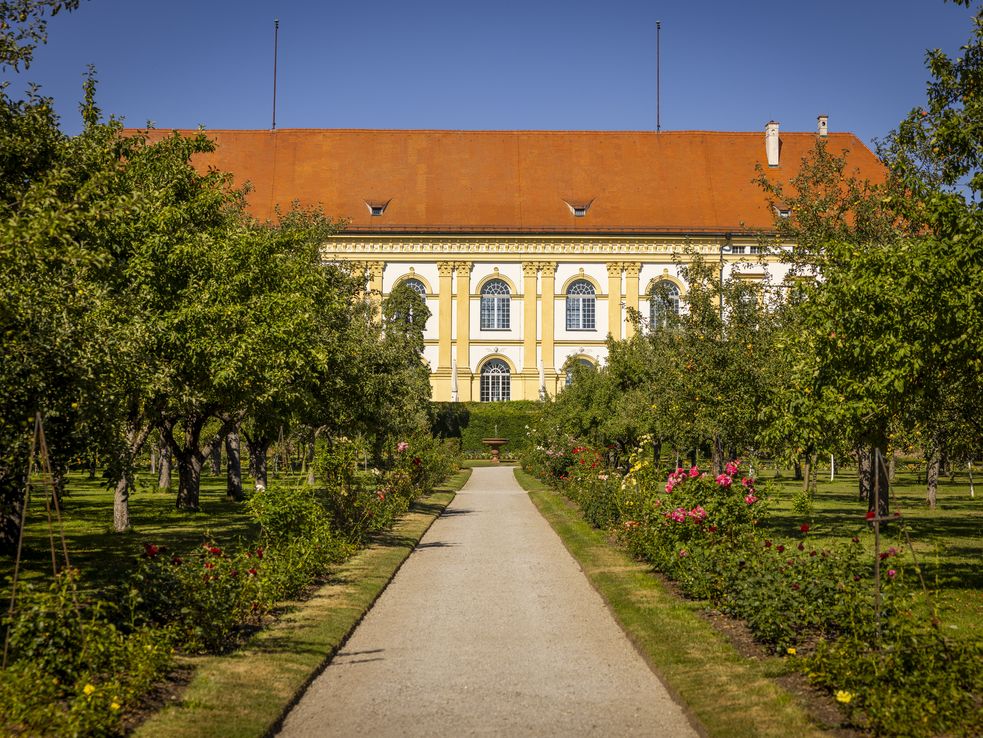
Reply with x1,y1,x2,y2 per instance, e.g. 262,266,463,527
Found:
278,466,700,737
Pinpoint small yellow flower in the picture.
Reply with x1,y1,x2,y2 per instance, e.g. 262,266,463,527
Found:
83,684,95,696
835,690,853,704
111,701,121,711
786,647,797,656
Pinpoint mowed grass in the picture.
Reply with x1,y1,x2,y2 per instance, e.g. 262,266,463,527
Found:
1,470,260,593
760,464,982,635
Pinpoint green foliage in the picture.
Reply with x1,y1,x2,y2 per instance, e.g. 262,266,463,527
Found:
1,569,173,736
0,0,82,71
802,626,983,737
130,543,261,653
525,436,982,736
433,400,540,454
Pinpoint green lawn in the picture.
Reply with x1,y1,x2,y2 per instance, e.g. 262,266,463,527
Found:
762,466,982,634
1,471,260,594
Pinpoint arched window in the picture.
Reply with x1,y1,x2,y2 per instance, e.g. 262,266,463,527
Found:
649,280,680,328
480,279,511,330
393,278,428,326
480,359,511,402
401,278,427,297
565,280,596,330
565,358,595,386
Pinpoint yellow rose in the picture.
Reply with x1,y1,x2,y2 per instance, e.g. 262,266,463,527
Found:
786,647,796,656
835,690,853,704
83,684,95,696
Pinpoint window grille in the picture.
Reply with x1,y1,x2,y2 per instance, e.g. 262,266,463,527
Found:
649,280,680,329
480,279,511,330
480,359,511,402
565,280,596,330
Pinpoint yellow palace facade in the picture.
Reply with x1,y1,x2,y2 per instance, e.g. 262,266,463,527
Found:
171,121,882,402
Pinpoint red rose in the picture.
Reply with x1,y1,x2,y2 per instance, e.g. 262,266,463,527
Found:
799,523,810,533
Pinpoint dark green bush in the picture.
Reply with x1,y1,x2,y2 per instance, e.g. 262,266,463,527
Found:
432,401,540,454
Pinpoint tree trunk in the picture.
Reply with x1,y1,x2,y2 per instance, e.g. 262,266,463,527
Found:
969,461,975,498
111,420,153,533
226,431,243,501
113,476,132,532
162,414,238,512
689,449,698,469
150,445,157,475
253,445,269,490
158,437,172,491
857,446,872,502
711,436,725,476
926,446,940,510
793,460,802,481
210,443,222,476
175,450,204,511
243,432,273,491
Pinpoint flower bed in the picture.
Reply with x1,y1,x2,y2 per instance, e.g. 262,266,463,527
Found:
522,438,982,737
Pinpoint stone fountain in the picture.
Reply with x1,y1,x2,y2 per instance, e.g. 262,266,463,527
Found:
481,424,508,463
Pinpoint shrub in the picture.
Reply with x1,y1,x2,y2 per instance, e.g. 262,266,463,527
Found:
1,569,173,737
130,543,262,653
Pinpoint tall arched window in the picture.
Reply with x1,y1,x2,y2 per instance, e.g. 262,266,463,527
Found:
394,278,428,326
649,280,680,329
480,279,511,330
565,280,596,330
480,359,511,402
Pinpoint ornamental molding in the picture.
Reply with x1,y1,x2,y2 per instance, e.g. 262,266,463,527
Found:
322,234,772,258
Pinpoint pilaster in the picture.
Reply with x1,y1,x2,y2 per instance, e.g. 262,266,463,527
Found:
454,261,473,401
623,262,641,339
539,261,557,373
437,261,455,371
607,262,623,340
522,262,539,375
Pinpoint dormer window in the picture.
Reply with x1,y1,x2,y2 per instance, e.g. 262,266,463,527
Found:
773,204,791,219
563,198,594,218
365,199,391,217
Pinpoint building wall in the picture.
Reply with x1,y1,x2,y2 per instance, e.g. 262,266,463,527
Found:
329,233,789,402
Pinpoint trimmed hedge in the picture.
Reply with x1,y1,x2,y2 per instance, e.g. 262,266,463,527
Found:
432,401,540,454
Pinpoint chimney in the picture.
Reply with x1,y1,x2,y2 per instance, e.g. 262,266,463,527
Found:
765,121,780,167
817,114,829,137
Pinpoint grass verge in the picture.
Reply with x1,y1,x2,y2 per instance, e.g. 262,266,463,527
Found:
514,467,836,738
132,468,471,738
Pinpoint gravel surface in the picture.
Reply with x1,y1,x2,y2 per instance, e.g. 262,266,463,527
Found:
278,466,700,737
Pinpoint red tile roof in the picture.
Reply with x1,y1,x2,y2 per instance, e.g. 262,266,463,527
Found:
140,128,884,234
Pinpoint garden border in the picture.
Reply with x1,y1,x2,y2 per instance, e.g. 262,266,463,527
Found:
515,468,840,738
133,469,471,738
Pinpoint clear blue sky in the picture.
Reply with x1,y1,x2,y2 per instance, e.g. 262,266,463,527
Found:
2,0,974,147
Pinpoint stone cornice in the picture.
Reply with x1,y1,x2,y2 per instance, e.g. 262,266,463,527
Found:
323,233,786,258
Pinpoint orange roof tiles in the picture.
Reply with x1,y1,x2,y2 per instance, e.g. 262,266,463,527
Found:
139,128,885,234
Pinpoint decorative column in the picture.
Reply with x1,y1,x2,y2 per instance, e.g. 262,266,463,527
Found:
539,262,557,379
454,261,473,401
522,263,539,374
607,262,623,340
437,261,455,372
623,262,641,339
